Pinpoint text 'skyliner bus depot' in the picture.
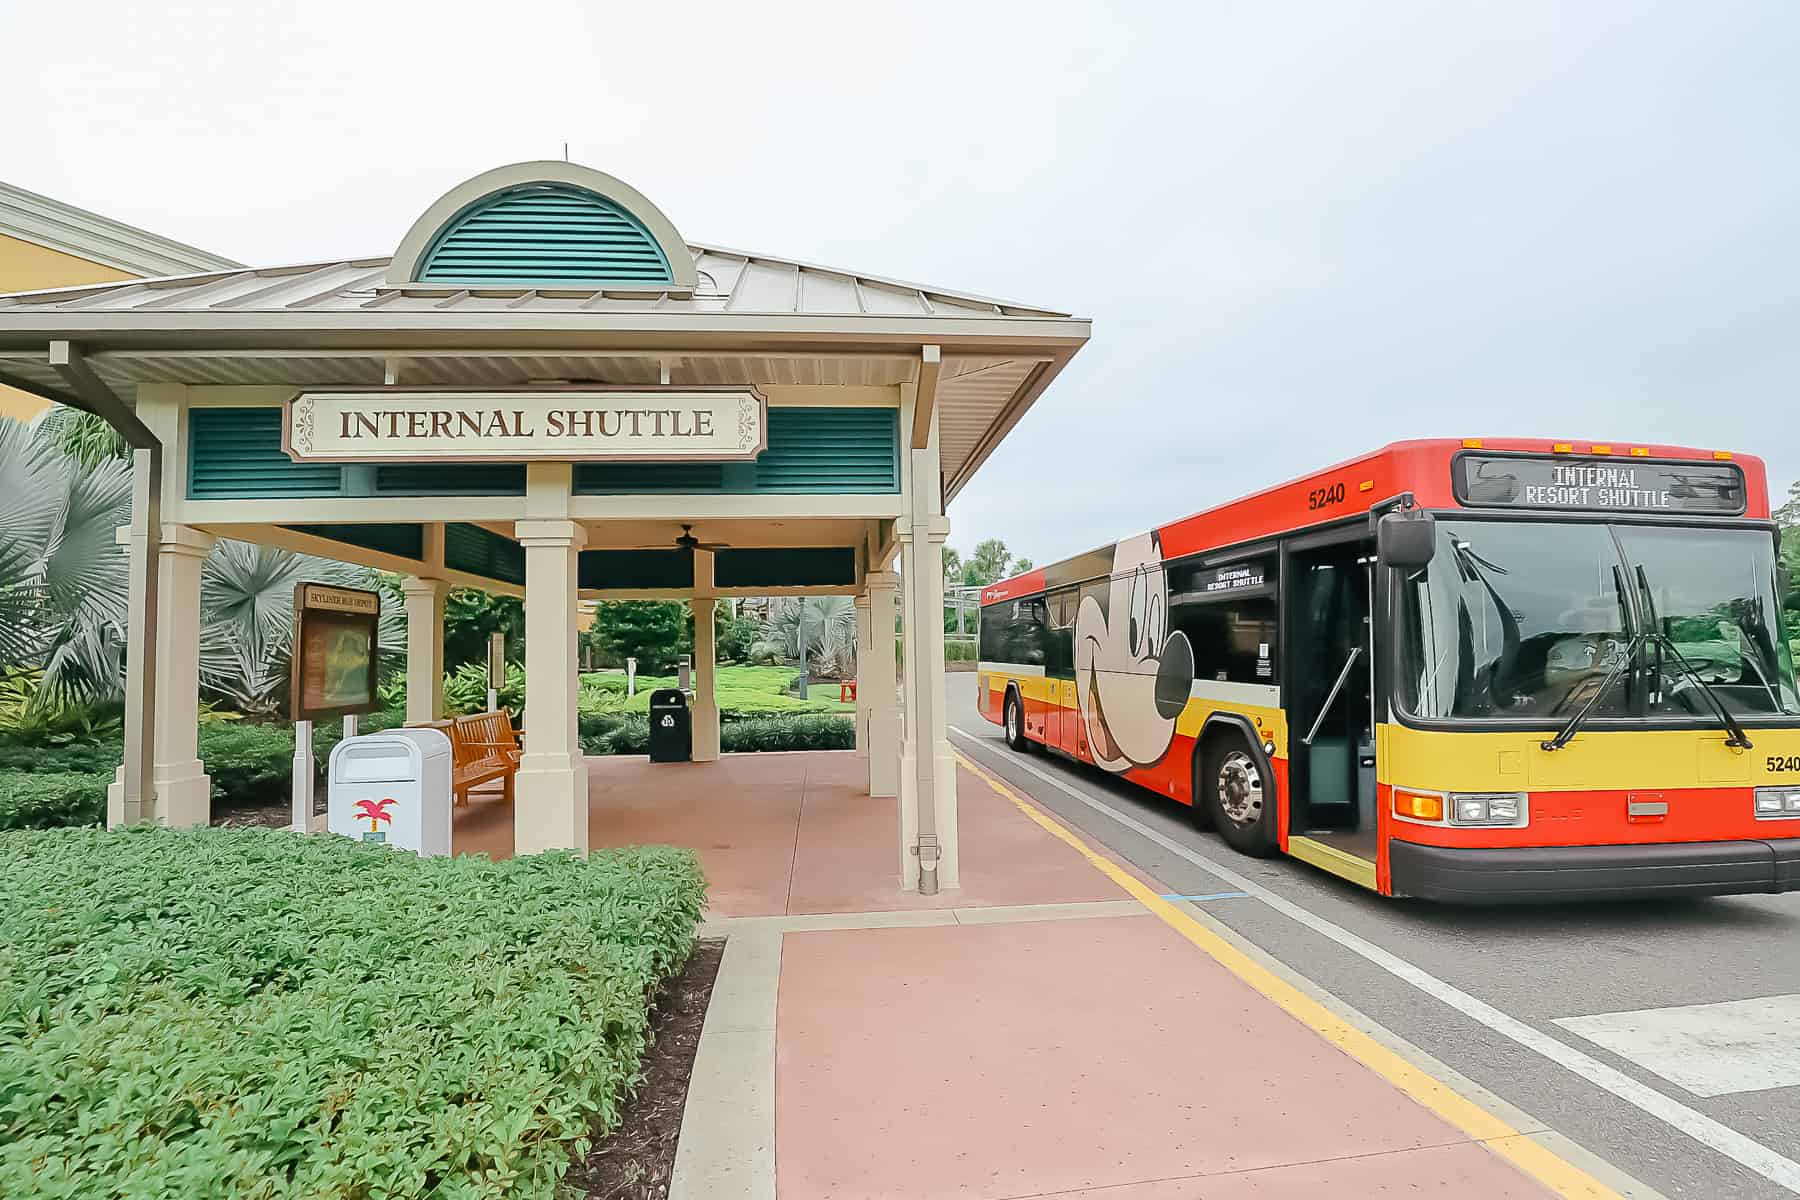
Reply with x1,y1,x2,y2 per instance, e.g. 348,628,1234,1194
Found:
979,438,1800,902
0,161,1091,893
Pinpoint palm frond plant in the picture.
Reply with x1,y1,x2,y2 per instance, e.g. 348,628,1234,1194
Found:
199,542,404,718
0,417,132,705
759,596,857,680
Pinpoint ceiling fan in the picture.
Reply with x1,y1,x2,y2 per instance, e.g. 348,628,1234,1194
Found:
673,524,730,552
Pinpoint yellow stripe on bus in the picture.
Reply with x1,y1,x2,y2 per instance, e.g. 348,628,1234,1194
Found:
1380,723,1800,791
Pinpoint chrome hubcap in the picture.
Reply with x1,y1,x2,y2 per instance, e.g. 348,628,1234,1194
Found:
1006,702,1019,742
1217,751,1263,826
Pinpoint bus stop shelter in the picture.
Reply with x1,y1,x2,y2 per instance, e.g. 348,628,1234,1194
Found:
0,161,1089,891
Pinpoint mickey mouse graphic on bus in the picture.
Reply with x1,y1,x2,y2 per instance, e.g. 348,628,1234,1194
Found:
1073,531,1195,773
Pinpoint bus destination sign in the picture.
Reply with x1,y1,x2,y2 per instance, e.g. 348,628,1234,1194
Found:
1456,454,1745,516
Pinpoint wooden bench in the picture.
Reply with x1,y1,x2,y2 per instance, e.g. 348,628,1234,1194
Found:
411,711,521,806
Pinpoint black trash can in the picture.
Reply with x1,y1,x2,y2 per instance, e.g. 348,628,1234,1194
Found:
648,689,692,762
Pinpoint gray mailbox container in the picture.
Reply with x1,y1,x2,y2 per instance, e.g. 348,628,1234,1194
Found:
328,727,453,855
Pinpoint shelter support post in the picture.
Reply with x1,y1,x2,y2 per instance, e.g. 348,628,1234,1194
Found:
852,593,872,753
864,572,901,800
109,525,214,827
898,524,956,891
109,450,159,827
401,576,449,724
514,519,589,855
692,598,720,761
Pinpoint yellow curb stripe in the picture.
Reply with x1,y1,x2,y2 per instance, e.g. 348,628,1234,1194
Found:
958,752,1623,1200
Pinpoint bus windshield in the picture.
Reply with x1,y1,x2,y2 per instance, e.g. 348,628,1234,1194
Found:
1397,520,1800,722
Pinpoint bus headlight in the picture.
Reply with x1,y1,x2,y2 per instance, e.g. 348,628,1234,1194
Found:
1753,788,1800,819
1448,792,1529,828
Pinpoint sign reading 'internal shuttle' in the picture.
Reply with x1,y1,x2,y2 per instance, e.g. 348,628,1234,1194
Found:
283,388,767,463
1456,454,1746,516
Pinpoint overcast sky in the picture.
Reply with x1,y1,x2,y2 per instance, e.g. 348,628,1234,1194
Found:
6,1,1796,567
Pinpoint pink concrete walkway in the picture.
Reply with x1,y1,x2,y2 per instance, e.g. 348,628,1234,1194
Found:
777,914,1552,1199
448,750,1124,916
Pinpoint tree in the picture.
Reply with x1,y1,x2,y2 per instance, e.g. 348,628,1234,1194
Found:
758,596,857,678
444,588,524,670
968,538,1013,585
1776,480,1800,645
942,545,963,580
588,600,687,673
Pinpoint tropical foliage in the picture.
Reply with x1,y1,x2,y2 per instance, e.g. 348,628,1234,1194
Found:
583,599,688,673
0,414,406,723
0,827,704,1199
755,596,857,679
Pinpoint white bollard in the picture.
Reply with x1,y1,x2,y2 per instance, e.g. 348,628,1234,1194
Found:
291,719,314,832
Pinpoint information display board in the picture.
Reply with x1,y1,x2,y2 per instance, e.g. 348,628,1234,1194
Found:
290,583,382,721
1455,454,1746,516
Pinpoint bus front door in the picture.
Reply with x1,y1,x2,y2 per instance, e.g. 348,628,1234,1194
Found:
1284,537,1380,881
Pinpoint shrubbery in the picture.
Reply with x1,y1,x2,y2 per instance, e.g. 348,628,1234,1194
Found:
722,713,856,752
577,710,853,756
0,771,107,830
0,826,705,1199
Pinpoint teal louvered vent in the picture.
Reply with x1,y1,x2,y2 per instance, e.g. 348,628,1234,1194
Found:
417,184,673,285
283,523,426,561
375,464,526,496
189,408,342,499
754,408,899,493
574,407,898,495
444,523,525,586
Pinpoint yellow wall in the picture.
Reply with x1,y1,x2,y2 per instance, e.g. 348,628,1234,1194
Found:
0,232,137,421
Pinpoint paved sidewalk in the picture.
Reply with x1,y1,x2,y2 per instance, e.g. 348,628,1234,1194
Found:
670,754,1651,1200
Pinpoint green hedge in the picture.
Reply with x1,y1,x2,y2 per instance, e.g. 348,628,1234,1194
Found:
723,713,856,752
578,711,854,756
0,771,108,830
0,826,705,1199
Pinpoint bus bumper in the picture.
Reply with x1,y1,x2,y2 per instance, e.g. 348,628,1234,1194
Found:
1388,838,1800,904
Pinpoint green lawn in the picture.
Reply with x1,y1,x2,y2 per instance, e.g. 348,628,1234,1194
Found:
579,664,855,716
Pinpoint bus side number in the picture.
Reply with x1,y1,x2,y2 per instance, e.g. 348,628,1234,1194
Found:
1308,482,1347,511
1768,755,1800,774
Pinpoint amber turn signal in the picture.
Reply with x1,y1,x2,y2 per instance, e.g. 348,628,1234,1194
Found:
1392,789,1444,822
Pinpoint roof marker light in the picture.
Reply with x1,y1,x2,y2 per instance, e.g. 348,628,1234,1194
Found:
1714,451,1733,461
1592,445,1612,455
1553,443,1574,453
1462,438,1483,449
1629,447,1650,457
1359,480,1374,492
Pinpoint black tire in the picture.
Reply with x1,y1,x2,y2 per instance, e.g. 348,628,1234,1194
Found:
1203,733,1276,857
1003,689,1032,753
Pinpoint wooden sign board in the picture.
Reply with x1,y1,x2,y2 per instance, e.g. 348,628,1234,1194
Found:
283,387,767,463
291,582,382,721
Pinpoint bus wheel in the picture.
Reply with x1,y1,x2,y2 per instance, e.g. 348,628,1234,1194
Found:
1004,690,1031,753
1204,736,1275,857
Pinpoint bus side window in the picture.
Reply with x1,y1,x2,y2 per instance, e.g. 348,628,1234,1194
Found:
1167,557,1279,687
1046,589,1078,678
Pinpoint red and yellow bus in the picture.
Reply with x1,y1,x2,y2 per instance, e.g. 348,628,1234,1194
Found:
978,438,1800,902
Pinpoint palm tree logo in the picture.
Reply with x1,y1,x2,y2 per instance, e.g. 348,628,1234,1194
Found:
352,797,397,841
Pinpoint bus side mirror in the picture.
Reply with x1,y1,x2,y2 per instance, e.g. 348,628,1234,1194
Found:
1378,511,1436,568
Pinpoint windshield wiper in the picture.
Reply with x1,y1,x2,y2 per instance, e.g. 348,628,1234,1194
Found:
1646,631,1755,750
1633,563,1754,750
1542,631,1644,751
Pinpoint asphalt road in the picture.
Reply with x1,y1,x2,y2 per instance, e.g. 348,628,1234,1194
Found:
946,678,1800,1200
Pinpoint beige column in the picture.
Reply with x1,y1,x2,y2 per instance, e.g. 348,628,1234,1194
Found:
514,518,588,855
897,522,957,890
864,572,901,800
852,593,872,753
402,576,449,724
109,524,214,827
692,597,720,761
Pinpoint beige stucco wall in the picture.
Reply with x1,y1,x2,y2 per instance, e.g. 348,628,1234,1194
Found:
0,232,136,420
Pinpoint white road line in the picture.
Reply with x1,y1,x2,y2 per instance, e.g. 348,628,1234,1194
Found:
949,726,1800,1195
